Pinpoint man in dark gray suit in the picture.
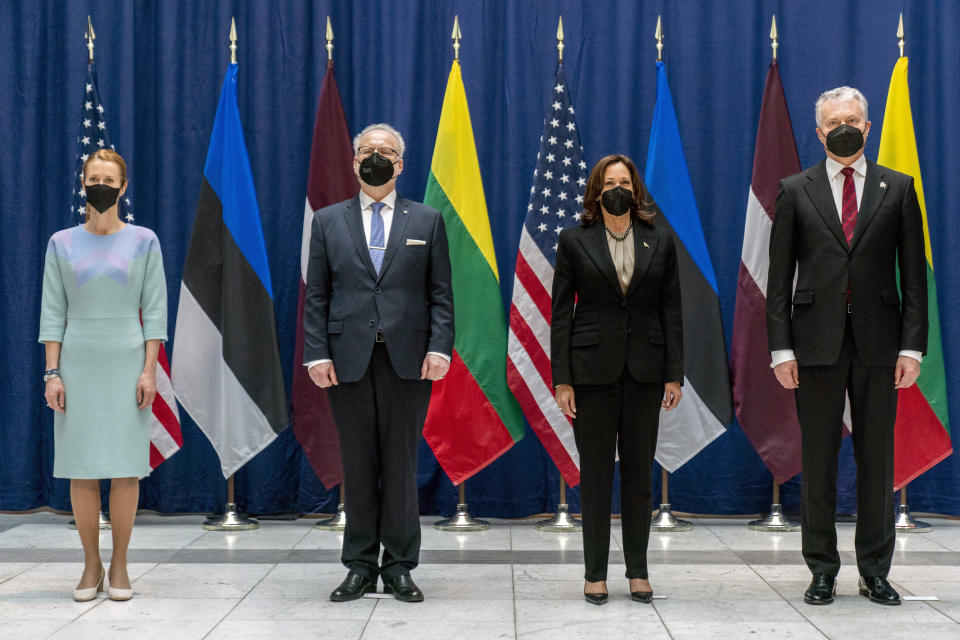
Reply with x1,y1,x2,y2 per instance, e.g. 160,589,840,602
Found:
304,123,454,603
767,87,926,607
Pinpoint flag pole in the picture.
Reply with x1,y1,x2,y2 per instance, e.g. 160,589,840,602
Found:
314,482,347,531
69,16,110,532
745,18,800,534
890,14,932,535
310,16,347,533
532,17,582,534
199,19,260,533
434,481,490,531
651,466,692,531
646,17,690,534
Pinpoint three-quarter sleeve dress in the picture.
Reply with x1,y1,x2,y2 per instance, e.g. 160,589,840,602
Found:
39,224,168,479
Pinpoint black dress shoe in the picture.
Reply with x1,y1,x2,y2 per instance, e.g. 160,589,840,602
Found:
584,591,608,605
631,590,653,603
803,573,837,604
330,572,375,602
859,576,901,605
383,573,424,602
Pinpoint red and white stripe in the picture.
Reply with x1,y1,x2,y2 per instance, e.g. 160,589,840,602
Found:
149,344,182,469
507,227,580,486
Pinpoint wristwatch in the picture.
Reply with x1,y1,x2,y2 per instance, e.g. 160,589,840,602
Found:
43,368,61,382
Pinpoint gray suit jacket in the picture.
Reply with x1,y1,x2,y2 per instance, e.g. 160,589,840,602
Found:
303,194,454,382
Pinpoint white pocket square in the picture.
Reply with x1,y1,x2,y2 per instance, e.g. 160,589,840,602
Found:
406,239,427,246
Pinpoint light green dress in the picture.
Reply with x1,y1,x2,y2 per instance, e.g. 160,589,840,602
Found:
39,224,168,479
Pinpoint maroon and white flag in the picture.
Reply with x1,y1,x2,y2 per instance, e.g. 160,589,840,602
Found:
730,60,802,482
291,62,358,489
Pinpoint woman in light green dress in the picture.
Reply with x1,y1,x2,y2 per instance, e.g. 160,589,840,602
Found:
40,150,167,601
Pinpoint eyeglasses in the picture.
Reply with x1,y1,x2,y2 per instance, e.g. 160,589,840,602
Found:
357,145,400,161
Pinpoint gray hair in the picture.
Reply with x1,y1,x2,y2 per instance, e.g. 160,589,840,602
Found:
353,123,406,158
815,86,868,129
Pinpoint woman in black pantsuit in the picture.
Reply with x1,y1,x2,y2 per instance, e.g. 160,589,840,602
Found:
551,154,683,605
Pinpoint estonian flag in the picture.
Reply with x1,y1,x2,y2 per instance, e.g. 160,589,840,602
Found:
645,61,732,471
172,63,289,478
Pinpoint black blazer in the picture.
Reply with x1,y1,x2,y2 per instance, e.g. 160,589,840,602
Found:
551,220,682,387
767,159,927,367
303,194,455,383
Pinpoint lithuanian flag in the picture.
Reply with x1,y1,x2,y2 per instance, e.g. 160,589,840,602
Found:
422,61,525,485
877,56,953,489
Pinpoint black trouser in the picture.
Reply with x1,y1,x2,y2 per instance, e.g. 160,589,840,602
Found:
573,372,662,582
328,343,432,580
796,318,897,578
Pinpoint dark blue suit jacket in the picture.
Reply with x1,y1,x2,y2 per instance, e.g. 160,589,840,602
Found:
303,194,454,382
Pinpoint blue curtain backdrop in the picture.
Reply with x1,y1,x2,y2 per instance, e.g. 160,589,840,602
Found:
2,0,959,518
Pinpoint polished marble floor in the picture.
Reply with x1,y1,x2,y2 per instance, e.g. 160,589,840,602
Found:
0,512,958,639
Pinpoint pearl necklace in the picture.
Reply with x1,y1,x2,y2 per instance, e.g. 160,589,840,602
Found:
603,221,633,242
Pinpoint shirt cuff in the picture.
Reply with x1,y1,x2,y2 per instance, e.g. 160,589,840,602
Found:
305,359,332,370
427,352,451,363
898,350,922,363
770,349,797,368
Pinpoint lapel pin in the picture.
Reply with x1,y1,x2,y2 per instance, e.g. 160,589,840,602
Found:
643,241,650,248
403,209,409,215
880,181,887,189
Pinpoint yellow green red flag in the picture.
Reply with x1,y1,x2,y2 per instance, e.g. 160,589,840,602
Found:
422,61,524,485
877,56,952,489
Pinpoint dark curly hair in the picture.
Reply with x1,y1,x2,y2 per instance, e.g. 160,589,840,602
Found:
581,154,656,227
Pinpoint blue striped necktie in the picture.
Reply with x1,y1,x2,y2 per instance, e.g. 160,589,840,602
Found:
369,201,386,275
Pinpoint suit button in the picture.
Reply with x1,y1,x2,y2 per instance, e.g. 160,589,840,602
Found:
368,320,375,327
627,328,632,334
375,287,382,294
620,300,627,307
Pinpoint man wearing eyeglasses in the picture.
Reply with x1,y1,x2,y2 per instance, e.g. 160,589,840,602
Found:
303,123,454,603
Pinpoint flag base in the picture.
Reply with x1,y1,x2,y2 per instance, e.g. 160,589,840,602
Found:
68,511,111,531
748,504,800,531
650,503,693,532
202,503,260,531
314,502,347,531
434,503,490,531
535,503,582,532
894,504,932,533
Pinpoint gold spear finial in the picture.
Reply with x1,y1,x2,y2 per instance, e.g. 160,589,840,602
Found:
326,16,334,62
655,15,663,62
557,16,565,63
85,16,95,63
451,15,462,60
897,12,905,57
229,17,237,64
770,15,779,60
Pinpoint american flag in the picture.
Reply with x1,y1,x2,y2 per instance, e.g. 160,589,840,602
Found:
70,62,182,470
506,66,587,487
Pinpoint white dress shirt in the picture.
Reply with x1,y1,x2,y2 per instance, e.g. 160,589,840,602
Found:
770,156,921,367
306,189,450,370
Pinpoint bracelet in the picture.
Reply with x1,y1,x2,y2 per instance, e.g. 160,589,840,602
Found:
43,368,60,382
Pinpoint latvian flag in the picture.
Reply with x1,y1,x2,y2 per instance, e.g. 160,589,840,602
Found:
172,62,289,478
730,59,803,482
644,61,732,470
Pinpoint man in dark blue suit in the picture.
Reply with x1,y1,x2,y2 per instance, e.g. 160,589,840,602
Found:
304,123,454,603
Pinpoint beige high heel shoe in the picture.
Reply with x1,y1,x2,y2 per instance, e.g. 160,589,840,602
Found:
107,568,134,601
73,565,105,602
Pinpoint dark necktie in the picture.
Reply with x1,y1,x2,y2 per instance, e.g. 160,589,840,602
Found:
369,201,386,275
840,166,858,245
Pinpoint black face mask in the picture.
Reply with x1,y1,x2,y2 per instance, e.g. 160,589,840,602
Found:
85,184,122,213
824,124,865,158
358,152,396,187
600,186,633,217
